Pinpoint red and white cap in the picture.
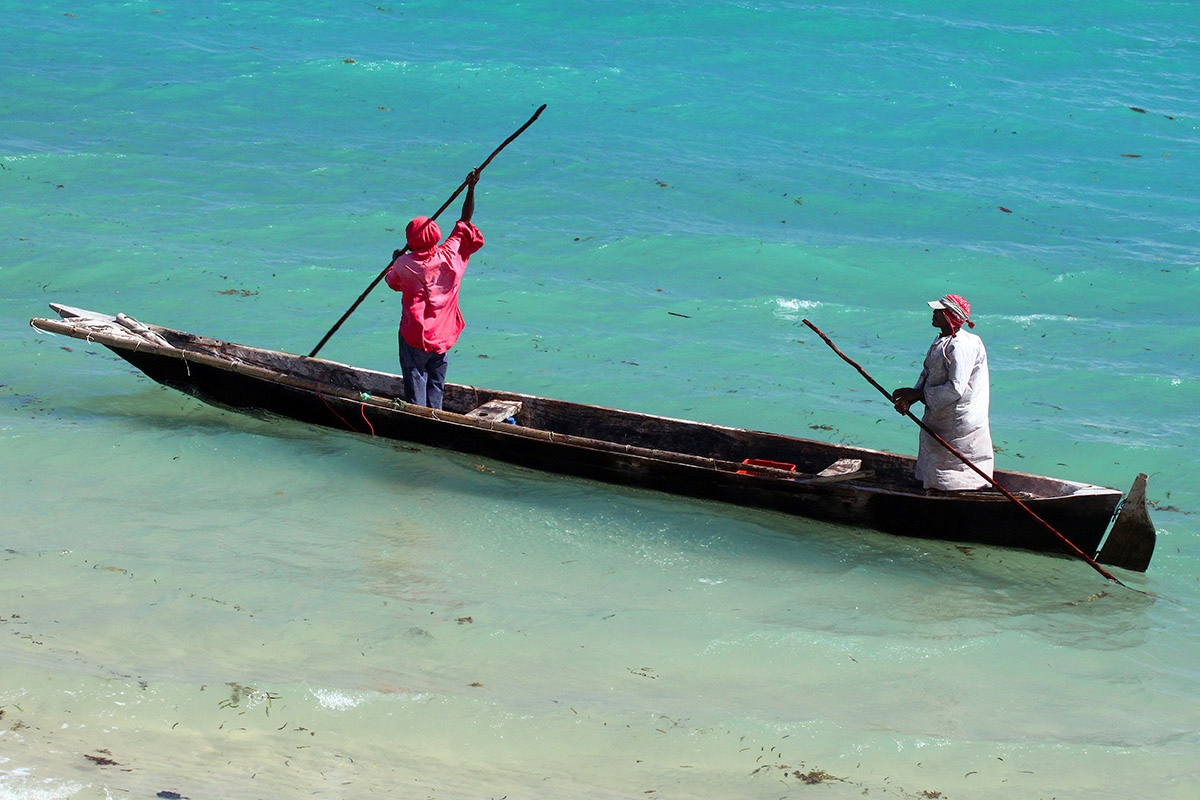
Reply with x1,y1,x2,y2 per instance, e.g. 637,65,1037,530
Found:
928,294,974,328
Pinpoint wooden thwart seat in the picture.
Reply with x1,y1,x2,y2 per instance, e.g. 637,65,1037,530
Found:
811,457,873,483
818,458,862,477
465,399,523,423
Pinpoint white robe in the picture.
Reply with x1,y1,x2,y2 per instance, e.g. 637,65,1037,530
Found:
913,330,993,490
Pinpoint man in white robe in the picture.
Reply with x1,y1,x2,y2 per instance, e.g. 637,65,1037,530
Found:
891,294,994,490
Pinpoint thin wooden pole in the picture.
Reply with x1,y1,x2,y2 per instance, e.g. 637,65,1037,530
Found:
308,104,547,358
802,318,1126,586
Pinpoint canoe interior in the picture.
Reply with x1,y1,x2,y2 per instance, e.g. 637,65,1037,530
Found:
156,325,1095,496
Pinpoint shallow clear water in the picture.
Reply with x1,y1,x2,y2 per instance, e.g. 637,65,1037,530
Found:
3,2,1199,798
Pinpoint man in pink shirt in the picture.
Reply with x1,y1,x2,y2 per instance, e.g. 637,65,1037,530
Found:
384,170,484,409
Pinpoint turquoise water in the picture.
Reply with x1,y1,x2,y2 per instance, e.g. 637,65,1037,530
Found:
3,2,1199,798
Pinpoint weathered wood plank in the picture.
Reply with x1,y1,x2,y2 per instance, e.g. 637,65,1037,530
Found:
465,399,523,422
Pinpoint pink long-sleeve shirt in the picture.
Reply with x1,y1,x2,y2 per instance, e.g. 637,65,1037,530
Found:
384,220,484,353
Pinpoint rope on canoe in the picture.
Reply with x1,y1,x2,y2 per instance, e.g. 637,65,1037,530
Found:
359,401,375,437
317,391,359,434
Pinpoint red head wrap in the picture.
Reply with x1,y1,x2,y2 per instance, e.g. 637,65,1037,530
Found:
405,216,441,252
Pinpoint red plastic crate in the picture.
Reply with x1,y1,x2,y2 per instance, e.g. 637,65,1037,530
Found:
737,458,796,476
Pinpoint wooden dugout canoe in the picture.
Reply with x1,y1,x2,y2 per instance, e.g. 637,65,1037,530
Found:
30,304,1156,571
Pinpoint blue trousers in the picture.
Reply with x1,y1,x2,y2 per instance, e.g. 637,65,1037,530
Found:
398,334,449,409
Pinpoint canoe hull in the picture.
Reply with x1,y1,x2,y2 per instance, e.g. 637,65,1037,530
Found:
31,305,1149,567
109,340,1116,557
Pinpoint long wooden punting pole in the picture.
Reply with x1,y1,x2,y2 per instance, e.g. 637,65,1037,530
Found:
308,104,548,358
802,319,1126,587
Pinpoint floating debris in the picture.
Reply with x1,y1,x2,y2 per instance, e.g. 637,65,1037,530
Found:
218,683,281,711
792,769,841,784
85,753,119,767
1067,591,1110,605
